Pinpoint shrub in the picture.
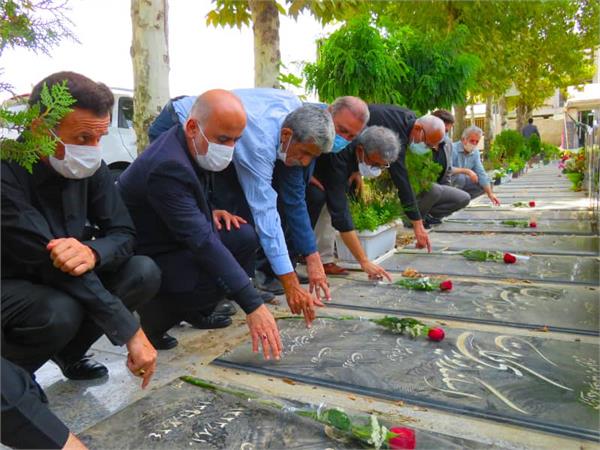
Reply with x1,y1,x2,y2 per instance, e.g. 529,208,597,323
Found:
350,192,403,232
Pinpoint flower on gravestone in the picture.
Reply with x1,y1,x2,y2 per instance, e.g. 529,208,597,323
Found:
503,253,517,264
529,201,536,207
529,221,537,228
389,427,416,449
439,280,453,291
427,328,445,341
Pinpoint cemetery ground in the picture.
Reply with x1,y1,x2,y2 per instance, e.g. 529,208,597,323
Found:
35,162,599,449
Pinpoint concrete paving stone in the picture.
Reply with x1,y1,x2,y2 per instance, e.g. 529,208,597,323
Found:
215,317,600,441
327,279,598,335
80,378,499,449
380,252,599,285
465,199,590,210
417,232,599,256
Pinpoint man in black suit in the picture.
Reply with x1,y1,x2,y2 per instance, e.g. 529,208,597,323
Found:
118,90,282,358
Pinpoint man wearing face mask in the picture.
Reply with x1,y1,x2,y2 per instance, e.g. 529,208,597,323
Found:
367,106,470,238
307,126,398,280
451,126,501,205
145,89,336,328
1,72,160,387
308,96,370,276
117,90,282,357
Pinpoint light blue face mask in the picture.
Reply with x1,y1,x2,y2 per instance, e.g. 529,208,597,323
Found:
409,141,430,155
331,134,350,153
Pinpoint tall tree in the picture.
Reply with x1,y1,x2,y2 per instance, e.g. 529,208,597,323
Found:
130,0,170,153
206,0,359,88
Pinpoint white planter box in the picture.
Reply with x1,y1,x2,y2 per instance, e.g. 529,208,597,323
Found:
335,220,399,264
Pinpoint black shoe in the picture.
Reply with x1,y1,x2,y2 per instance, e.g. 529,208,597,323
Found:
255,272,285,295
53,355,108,380
214,301,237,316
296,272,309,284
425,214,443,225
187,312,233,330
148,333,178,350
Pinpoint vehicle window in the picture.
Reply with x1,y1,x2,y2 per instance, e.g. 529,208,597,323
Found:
118,97,134,129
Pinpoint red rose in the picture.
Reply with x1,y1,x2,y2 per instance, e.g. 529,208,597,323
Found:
427,328,445,342
439,280,453,291
529,201,536,207
503,253,517,264
529,222,537,228
389,427,416,449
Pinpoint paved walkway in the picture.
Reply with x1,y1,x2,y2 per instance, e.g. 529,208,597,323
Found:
36,162,599,449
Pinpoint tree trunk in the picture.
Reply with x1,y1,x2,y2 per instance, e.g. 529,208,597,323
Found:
484,95,493,152
498,96,508,131
453,104,466,141
131,0,170,154
515,102,529,133
248,0,280,88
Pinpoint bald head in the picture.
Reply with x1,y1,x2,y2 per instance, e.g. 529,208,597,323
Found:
410,115,445,150
184,89,247,157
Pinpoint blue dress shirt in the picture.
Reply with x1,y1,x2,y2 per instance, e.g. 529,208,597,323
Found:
452,141,490,188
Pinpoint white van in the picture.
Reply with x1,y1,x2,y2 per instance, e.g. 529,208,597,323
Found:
1,88,138,177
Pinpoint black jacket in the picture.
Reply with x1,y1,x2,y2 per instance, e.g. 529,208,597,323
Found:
367,104,421,220
117,126,262,314
1,160,139,345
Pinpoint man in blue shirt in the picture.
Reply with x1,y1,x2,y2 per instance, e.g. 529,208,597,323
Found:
118,90,282,356
451,126,501,205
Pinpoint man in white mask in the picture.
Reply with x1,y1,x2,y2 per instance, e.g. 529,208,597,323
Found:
451,125,501,205
1,72,161,391
118,90,283,359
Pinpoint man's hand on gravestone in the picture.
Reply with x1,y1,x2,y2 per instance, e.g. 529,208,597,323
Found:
412,220,432,253
279,272,324,327
47,237,97,276
247,304,283,360
126,328,157,389
305,252,331,302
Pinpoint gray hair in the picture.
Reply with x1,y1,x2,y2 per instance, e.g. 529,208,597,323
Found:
330,96,370,126
356,126,400,163
282,105,335,154
462,125,483,140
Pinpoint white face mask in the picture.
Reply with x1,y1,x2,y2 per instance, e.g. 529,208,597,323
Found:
192,123,234,172
358,151,382,179
49,134,102,179
277,133,293,163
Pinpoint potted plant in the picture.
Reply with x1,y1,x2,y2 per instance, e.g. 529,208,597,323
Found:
336,192,403,262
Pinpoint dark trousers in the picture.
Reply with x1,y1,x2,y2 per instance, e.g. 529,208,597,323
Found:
452,173,486,199
139,224,258,336
1,256,161,374
417,183,471,219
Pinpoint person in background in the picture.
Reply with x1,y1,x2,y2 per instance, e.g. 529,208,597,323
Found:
521,117,540,139
451,125,501,205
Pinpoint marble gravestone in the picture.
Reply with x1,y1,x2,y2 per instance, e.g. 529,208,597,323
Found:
447,209,592,221
381,252,599,285
432,220,594,235
328,280,599,335
415,233,599,257
79,379,492,449
215,319,600,441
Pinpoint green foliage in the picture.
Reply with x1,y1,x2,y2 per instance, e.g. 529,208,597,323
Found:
304,17,407,104
541,142,561,161
389,25,480,114
349,192,402,232
501,220,529,228
205,0,252,29
461,250,504,262
405,148,443,196
490,130,526,163
395,277,436,291
0,0,76,56
528,134,541,158
0,81,75,172
563,152,587,191
371,316,428,338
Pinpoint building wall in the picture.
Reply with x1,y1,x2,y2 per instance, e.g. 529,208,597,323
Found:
507,117,563,146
